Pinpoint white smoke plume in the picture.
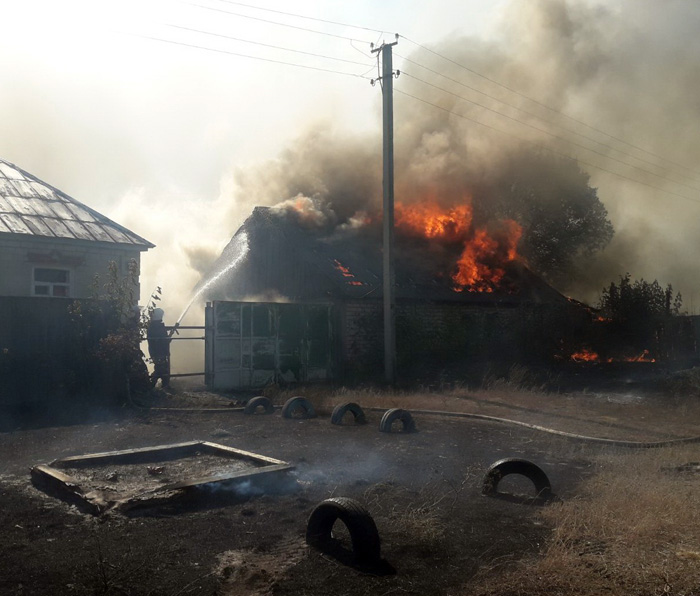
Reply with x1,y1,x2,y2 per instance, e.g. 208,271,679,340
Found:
270,194,337,229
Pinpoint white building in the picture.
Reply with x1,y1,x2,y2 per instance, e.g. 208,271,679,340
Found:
0,158,153,300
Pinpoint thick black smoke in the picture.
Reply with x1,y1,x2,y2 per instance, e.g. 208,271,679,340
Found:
221,0,700,304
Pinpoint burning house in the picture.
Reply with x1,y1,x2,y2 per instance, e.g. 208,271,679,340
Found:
201,199,587,388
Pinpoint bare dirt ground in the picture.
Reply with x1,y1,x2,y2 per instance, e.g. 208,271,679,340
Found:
1,380,699,596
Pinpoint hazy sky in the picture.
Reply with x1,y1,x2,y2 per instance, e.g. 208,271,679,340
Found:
3,0,700,327
0,0,506,312
0,0,505,193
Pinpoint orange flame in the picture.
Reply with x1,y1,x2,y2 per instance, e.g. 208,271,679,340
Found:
395,200,522,292
453,221,522,293
571,348,601,362
333,259,354,278
569,348,656,363
332,259,365,286
395,202,472,242
625,350,656,363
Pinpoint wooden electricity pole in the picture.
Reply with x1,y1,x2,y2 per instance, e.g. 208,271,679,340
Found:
372,39,399,384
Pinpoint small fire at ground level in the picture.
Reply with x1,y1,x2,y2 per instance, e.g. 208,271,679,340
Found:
568,348,656,363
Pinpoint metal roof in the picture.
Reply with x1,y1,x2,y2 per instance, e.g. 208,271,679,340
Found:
0,158,154,249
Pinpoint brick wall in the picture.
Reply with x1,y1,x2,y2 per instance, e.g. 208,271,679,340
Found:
339,300,383,378
339,299,587,380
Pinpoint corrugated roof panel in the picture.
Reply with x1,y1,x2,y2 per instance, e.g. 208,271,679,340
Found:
0,213,33,234
103,226,132,244
13,179,38,198
63,219,96,241
0,162,22,180
5,196,37,216
84,222,116,242
45,218,75,238
66,203,96,223
0,178,18,197
45,200,74,219
0,158,153,248
25,197,56,217
0,195,14,213
22,216,56,237
30,181,57,200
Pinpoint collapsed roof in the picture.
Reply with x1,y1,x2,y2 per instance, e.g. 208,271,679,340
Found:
201,206,568,305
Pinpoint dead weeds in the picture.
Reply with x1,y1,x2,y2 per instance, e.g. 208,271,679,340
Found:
361,469,480,556
285,383,700,442
470,444,700,595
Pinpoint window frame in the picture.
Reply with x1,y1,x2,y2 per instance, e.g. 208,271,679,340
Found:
32,266,72,298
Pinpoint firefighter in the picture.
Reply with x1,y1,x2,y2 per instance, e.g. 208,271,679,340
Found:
147,308,171,389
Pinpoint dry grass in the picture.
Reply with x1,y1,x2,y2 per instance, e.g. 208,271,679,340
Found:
662,367,700,399
189,380,700,593
481,363,554,393
470,445,700,595
257,382,700,442
362,469,478,554
256,381,700,593
270,379,700,593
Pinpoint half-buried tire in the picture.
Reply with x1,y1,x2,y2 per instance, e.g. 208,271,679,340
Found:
379,408,416,433
281,396,317,419
306,497,381,563
244,396,274,415
331,402,367,425
482,458,553,501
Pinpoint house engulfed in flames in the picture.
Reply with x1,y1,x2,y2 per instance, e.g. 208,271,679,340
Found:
201,201,588,387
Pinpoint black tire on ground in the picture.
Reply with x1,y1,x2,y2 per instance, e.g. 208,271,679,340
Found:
281,396,317,419
244,396,274,415
331,402,367,425
306,497,381,562
482,458,553,500
379,408,416,433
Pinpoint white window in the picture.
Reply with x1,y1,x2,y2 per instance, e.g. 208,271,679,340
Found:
33,268,71,297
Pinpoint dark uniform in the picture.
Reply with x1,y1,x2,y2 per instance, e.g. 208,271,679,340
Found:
147,319,171,388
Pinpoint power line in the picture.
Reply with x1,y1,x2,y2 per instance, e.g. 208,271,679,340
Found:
400,71,700,196
210,0,389,36
136,31,699,203
185,2,375,44
395,87,700,205
134,33,372,78
396,52,698,186
138,6,698,199
400,35,700,178
167,23,373,67
179,5,698,185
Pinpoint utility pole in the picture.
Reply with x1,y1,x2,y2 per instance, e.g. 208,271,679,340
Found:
372,38,399,384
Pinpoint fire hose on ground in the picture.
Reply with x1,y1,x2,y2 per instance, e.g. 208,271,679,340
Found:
127,387,700,449
363,407,700,449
